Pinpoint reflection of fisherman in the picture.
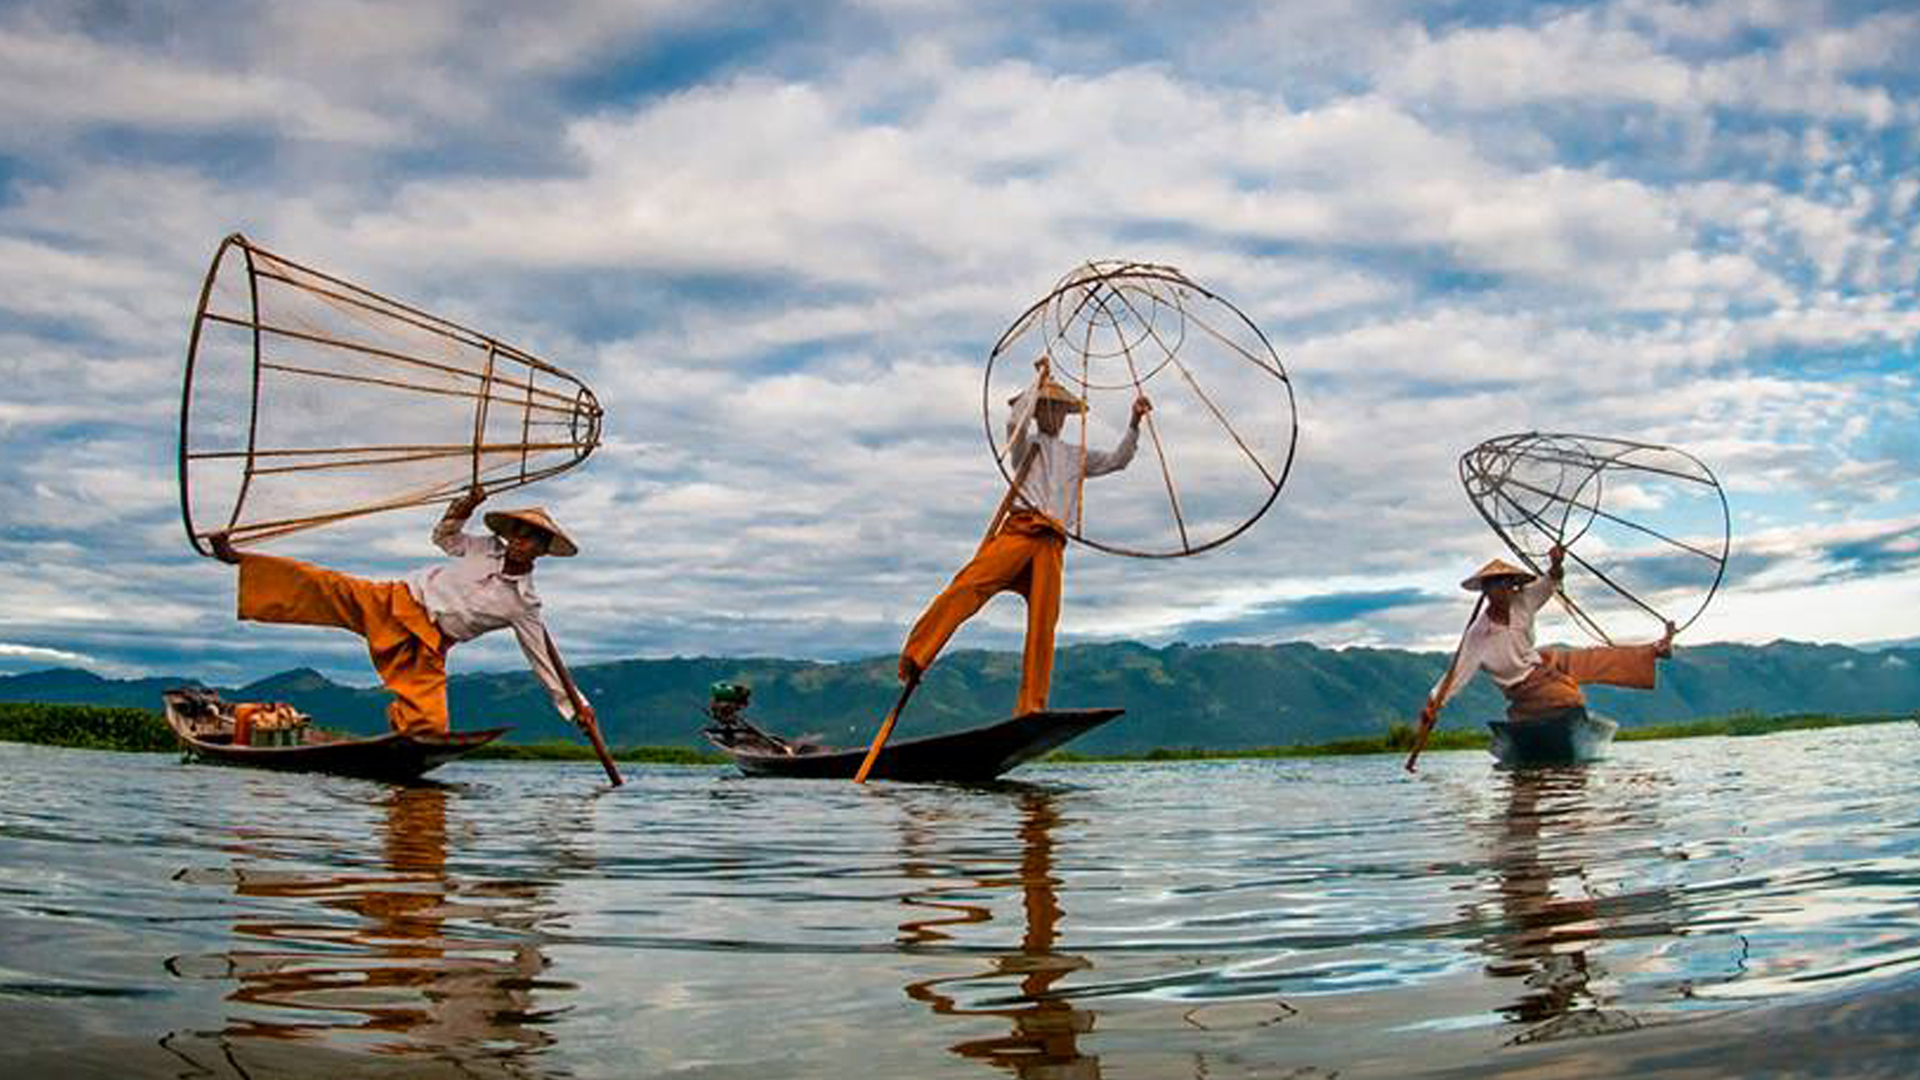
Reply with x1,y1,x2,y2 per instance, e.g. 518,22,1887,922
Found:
210,487,597,736
1486,772,1599,1025
897,356,1150,717
900,787,1101,1079
213,786,558,1063
1421,545,1675,727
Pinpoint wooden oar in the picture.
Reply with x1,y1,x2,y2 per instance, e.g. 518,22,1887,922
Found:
1405,593,1484,773
853,674,919,784
855,441,1045,784
544,633,623,786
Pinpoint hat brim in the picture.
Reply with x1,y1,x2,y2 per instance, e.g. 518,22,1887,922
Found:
1460,571,1534,591
484,510,578,557
1005,392,1087,413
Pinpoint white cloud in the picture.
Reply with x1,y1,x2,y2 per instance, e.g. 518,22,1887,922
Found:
0,0,1915,680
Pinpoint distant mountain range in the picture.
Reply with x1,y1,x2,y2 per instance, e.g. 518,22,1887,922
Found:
3,639,1915,754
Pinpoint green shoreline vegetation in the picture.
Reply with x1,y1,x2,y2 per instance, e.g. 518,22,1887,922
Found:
1,701,1909,764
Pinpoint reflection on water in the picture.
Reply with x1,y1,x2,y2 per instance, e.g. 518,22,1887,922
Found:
898,785,1098,1079
2,725,1917,1078
1480,770,1621,1037
1474,766,1763,1046
163,785,573,1077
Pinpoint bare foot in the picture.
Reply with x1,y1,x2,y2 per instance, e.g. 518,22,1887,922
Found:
208,532,242,565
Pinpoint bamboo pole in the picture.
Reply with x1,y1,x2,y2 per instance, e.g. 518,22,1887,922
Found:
852,676,919,785
543,633,623,787
1405,593,1485,773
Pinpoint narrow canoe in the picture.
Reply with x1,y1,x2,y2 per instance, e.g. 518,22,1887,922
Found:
162,688,508,782
1486,706,1618,768
705,708,1124,782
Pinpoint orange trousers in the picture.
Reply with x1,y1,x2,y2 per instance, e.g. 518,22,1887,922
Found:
237,553,451,735
1503,644,1661,720
901,511,1065,717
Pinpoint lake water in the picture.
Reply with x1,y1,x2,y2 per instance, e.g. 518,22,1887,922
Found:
2,723,1918,1078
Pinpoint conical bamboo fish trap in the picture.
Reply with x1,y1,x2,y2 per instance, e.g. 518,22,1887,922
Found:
983,261,1297,559
179,234,602,555
1459,431,1730,643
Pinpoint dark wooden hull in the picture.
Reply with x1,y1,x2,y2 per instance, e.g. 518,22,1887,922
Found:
1487,708,1618,768
163,690,507,782
711,708,1124,781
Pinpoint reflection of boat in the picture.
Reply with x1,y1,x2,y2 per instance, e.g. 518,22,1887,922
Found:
163,688,507,781
705,708,1123,782
1488,706,1618,768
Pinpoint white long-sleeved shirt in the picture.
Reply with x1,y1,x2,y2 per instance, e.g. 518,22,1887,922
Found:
406,516,580,720
1006,388,1141,530
1428,573,1558,708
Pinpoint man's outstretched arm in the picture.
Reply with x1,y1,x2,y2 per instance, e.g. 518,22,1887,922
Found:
1083,394,1151,477
433,485,487,555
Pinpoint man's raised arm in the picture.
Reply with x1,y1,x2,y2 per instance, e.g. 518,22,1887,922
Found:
433,486,486,555
1085,395,1151,477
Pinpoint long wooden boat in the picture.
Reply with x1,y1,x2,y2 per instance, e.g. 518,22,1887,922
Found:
1486,706,1618,768
704,708,1124,781
163,688,507,782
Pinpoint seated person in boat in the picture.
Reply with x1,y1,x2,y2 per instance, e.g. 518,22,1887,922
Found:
1420,546,1674,728
896,355,1151,718
209,489,596,737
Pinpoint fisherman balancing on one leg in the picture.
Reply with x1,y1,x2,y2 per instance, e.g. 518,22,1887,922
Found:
210,487,598,738
896,356,1151,718
1419,545,1675,733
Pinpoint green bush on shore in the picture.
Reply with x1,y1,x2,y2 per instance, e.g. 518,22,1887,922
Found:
467,741,727,765
0,702,177,752
1047,724,1489,763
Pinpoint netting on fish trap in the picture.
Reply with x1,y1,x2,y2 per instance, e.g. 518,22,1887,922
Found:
179,233,601,555
982,261,1297,559
1460,432,1730,643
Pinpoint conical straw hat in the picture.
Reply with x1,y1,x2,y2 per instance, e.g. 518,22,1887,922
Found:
1460,558,1534,591
484,507,578,557
1006,377,1086,413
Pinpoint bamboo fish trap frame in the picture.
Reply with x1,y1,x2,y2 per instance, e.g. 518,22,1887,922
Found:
1459,431,1730,644
984,261,1297,559
179,234,602,555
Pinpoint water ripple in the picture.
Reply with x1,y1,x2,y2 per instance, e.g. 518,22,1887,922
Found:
1,726,1918,1077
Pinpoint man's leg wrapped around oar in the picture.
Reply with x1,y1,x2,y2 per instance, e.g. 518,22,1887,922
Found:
1501,643,1662,721
900,511,1067,718
235,552,451,735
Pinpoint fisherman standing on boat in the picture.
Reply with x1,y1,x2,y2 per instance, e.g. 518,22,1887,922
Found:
1420,546,1675,729
897,356,1151,718
209,488,597,737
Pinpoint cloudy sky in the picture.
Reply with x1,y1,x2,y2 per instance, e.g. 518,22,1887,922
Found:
2,0,1917,686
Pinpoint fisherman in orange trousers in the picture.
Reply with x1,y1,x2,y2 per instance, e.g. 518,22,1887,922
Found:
1420,545,1675,727
898,358,1151,717
209,488,597,736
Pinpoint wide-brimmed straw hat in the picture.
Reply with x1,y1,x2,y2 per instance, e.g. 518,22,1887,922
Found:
1460,558,1534,591
484,507,578,557
1007,377,1086,413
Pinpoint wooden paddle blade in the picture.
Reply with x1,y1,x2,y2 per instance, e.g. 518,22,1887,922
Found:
1404,714,1438,773
854,679,919,784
